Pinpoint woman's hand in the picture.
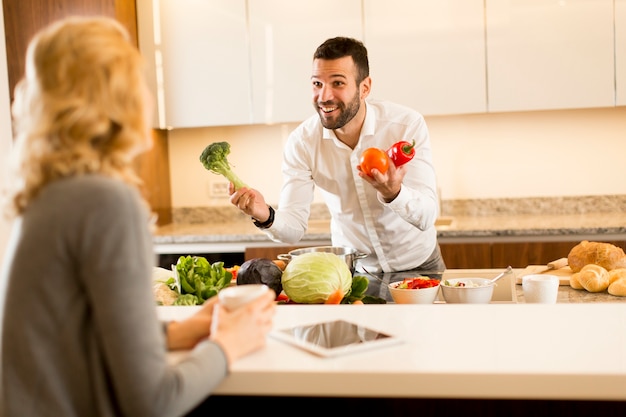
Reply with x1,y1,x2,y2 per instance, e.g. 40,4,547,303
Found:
209,289,276,365
166,296,218,351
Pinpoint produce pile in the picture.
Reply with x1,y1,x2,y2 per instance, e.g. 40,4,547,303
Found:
567,241,626,296
153,252,386,306
239,252,385,304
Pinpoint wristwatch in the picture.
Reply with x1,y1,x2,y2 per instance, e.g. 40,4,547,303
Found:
252,205,275,229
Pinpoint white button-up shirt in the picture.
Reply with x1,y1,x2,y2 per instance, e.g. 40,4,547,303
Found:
262,99,439,273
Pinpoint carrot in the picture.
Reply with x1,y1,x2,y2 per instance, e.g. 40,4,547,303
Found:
272,259,286,271
324,288,344,304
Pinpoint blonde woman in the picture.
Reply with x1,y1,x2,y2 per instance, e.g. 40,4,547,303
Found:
1,16,275,417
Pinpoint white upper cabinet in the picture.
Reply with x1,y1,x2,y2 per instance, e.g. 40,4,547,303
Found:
362,0,487,116
486,0,615,112
137,0,251,129
247,0,362,124
136,0,623,128
616,0,626,106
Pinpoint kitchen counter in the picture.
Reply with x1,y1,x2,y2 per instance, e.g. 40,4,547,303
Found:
159,303,626,404
363,268,626,304
153,210,626,254
159,269,626,407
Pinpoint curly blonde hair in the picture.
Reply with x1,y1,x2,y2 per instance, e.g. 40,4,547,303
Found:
4,16,152,218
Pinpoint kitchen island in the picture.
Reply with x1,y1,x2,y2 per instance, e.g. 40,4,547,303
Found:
160,269,626,416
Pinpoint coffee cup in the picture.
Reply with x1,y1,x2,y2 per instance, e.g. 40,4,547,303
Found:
218,284,269,310
522,274,559,304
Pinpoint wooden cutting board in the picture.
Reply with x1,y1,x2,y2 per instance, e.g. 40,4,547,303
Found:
515,265,573,286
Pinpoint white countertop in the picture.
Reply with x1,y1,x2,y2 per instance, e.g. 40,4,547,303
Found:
158,302,626,401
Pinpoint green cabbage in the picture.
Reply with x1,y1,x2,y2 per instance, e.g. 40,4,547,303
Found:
281,252,352,303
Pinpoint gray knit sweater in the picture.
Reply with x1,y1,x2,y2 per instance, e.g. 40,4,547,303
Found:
1,175,228,417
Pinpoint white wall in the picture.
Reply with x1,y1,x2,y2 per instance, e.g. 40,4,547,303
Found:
168,106,626,208
0,0,14,263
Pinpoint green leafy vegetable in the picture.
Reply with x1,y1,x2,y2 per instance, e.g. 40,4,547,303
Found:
175,255,233,304
341,275,369,304
173,294,200,306
281,252,352,304
341,275,387,304
199,141,247,190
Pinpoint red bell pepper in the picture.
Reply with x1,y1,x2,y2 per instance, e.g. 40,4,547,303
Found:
387,140,416,167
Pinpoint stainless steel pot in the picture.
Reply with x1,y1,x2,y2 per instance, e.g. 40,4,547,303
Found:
277,246,367,275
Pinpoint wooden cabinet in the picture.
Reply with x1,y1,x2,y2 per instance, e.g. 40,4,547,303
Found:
442,240,626,269
245,245,319,261
616,0,626,105
363,0,487,116
248,0,362,124
486,0,615,112
440,242,492,269
3,0,172,225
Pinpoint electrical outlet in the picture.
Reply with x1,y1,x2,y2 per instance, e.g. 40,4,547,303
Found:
210,182,230,198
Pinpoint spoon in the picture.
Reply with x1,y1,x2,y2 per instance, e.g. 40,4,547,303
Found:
360,266,384,283
491,266,513,284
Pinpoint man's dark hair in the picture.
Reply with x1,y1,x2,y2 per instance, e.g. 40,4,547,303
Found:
313,37,369,84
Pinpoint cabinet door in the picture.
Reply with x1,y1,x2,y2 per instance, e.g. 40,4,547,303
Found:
245,245,315,261
439,243,492,269
486,0,615,112
491,240,626,268
363,0,486,116
137,0,251,128
491,241,577,268
617,0,626,105
247,0,362,124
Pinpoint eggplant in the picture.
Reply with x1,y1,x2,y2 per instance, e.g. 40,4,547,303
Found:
236,258,283,296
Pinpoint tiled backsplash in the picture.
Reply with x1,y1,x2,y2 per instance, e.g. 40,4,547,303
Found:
171,195,626,224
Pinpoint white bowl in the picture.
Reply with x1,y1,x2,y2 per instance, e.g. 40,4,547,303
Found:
388,279,440,304
218,284,269,310
440,278,495,304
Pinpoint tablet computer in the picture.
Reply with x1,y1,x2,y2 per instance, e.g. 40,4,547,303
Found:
270,319,402,357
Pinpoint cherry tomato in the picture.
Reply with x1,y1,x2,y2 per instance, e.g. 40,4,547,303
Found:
359,147,389,176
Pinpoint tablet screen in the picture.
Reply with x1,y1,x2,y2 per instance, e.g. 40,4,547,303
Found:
270,320,401,357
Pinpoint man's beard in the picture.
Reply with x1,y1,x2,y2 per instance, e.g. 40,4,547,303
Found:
316,91,361,130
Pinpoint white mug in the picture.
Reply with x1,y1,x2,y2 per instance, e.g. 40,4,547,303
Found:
218,284,269,310
522,274,559,304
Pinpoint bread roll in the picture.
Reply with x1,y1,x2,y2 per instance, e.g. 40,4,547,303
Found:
608,276,626,297
567,240,626,272
576,264,609,293
608,268,626,285
569,272,584,290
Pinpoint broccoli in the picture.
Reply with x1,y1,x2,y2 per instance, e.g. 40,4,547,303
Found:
199,141,247,190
